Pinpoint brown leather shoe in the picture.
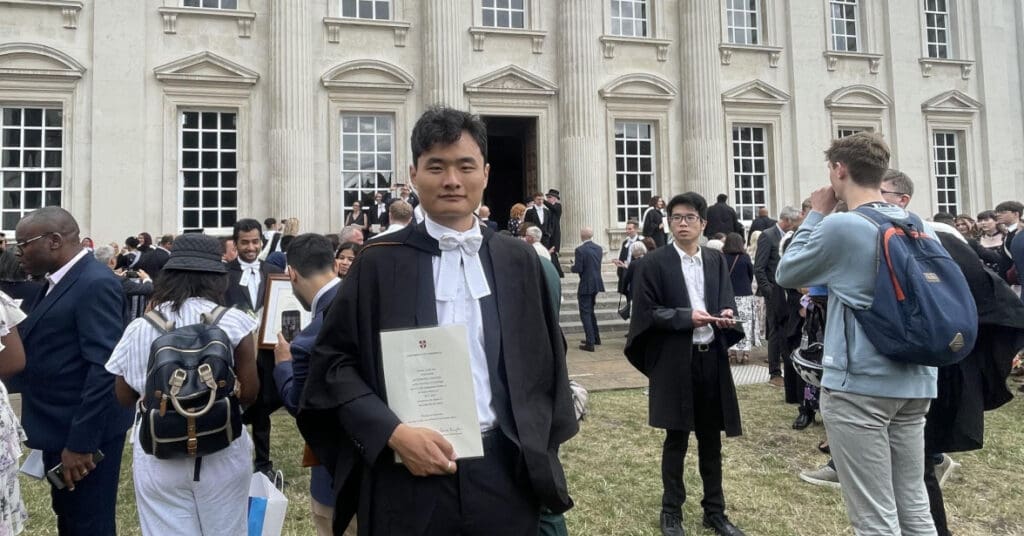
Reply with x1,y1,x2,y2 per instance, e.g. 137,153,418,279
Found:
768,375,785,388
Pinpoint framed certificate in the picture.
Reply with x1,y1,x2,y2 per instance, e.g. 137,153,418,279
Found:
258,273,312,349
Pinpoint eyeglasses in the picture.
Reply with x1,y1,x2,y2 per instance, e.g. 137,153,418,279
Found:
14,232,55,252
880,189,907,197
668,214,701,224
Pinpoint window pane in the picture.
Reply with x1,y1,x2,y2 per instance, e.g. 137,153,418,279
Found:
613,121,656,224
180,110,237,230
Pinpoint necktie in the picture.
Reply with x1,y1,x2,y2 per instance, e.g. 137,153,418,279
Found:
436,233,491,301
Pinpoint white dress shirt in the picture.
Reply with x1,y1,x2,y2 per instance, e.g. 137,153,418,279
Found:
533,204,545,224
45,248,90,295
672,243,714,345
423,216,497,431
237,259,261,309
623,235,638,266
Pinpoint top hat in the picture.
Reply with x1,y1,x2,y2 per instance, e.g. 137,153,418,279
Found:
546,189,560,200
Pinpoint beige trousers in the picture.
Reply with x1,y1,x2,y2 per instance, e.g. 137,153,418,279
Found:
311,497,357,536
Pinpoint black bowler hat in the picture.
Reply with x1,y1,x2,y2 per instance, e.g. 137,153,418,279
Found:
163,234,227,274
546,189,560,200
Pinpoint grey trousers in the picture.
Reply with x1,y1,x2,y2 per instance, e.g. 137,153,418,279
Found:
821,389,937,536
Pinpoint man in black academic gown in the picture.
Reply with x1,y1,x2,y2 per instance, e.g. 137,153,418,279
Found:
300,107,577,535
524,191,554,247
625,192,746,536
544,189,565,278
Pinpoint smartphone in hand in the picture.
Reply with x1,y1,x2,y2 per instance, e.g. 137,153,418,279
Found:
46,450,105,490
281,310,301,342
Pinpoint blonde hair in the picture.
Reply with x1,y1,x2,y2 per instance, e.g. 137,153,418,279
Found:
283,218,300,236
510,203,527,220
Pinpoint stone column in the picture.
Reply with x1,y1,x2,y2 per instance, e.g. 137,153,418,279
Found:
422,0,467,108
679,0,727,198
558,0,606,250
269,0,316,223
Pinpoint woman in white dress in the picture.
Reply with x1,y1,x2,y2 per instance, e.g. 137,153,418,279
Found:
0,291,27,536
105,234,258,536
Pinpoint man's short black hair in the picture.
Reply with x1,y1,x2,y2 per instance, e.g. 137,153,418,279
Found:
125,236,140,249
410,106,488,165
159,234,174,247
264,217,277,228
995,200,1023,217
716,193,728,203
232,218,264,243
666,192,708,220
933,212,956,225
286,233,336,278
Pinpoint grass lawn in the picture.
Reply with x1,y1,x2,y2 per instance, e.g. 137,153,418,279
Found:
19,384,1024,535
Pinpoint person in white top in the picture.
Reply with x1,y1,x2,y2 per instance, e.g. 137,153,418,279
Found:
0,292,27,536
105,234,258,536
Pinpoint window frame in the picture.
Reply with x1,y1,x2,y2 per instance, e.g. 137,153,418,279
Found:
728,124,773,224
828,0,860,52
339,0,392,20
177,109,239,233
339,112,396,214
610,0,651,38
930,129,963,215
922,0,953,59
612,120,658,225
480,0,527,30
725,0,763,46
182,0,239,9
0,105,65,232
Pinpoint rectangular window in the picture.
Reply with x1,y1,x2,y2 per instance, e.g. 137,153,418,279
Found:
726,0,761,45
830,0,859,52
482,0,525,29
341,0,391,20
1,106,63,232
924,0,950,59
731,126,770,222
180,111,238,232
610,0,649,38
614,121,655,224
341,114,393,210
932,131,961,215
183,0,238,9
836,126,869,138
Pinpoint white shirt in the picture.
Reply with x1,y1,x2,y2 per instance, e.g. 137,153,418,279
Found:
531,241,550,259
237,259,262,309
45,248,90,295
310,277,341,314
423,216,497,431
672,243,714,345
375,223,407,237
1008,222,1019,234
533,204,545,224
623,235,639,266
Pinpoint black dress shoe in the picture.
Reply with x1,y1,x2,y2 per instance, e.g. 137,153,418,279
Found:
792,411,813,430
578,344,595,352
703,513,745,536
660,511,686,536
579,340,602,346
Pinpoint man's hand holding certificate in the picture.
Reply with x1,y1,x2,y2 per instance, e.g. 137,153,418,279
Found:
381,324,484,476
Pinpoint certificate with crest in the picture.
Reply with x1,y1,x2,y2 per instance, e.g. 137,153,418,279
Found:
380,324,484,461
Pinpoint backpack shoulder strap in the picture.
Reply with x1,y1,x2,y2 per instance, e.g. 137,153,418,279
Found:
201,305,231,326
852,205,885,227
143,309,174,333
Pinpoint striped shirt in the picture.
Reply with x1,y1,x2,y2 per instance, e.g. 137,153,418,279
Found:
105,298,257,394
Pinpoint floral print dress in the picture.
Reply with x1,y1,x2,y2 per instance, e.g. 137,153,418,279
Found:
0,292,26,536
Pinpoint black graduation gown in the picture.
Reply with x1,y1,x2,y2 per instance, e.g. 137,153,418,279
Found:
544,200,562,253
624,244,743,436
642,208,665,248
298,223,578,530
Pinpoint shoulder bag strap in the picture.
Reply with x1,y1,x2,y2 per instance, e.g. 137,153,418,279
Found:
143,309,174,333
729,254,740,275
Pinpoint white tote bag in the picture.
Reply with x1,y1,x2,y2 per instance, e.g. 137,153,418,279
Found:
248,471,288,536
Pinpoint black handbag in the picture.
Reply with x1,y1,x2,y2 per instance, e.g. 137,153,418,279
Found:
617,295,631,320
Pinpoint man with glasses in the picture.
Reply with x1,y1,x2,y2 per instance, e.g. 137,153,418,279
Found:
626,192,746,536
12,207,132,535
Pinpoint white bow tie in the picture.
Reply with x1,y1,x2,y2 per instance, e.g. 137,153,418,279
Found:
436,233,490,301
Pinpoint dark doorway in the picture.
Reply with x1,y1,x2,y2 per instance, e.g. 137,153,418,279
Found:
482,116,537,231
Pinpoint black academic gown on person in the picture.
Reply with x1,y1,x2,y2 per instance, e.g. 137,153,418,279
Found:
642,208,666,248
544,200,562,253
298,222,578,532
624,245,743,435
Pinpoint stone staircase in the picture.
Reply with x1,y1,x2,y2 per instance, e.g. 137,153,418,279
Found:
557,258,628,336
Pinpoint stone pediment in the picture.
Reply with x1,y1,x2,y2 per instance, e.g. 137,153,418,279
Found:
600,73,676,102
464,65,557,96
825,85,892,111
321,59,414,93
722,80,790,108
0,42,85,80
921,90,981,114
153,51,259,87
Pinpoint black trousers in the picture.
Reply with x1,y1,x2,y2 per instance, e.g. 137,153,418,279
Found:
924,454,951,536
244,350,283,472
578,293,600,345
44,434,126,536
661,346,726,516
765,295,787,377
368,430,539,535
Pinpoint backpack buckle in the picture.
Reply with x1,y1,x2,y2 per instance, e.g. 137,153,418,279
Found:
169,369,187,396
197,364,217,390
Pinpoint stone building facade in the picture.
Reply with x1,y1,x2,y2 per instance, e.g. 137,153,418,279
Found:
1,0,1023,248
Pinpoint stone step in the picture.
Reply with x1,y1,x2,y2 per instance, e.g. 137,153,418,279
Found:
560,318,630,335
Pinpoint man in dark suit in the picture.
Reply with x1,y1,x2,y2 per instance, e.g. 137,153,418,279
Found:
1013,230,1024,300
299,107,577,535
545,189,563,252
754,207,802,386
225,218,284,479
369,191,390,234
704,194,745,238
134,233,173,278
13,207,133,535
625,193,746,536
748,207,776,242
478,204,499,231
613,219,642,281
573,226,605,351
524,191,554,247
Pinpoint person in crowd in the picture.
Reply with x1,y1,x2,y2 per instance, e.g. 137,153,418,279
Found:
345,201,370,237
524,192,555,248
507,202,527,237
115,236,141,270
523,224,551,260
975,210,1012,276
136,232,154,253
80,237,94,251
94,245,153,328
954,214,978,240
385,184,419,209
221,237,238,263
618,241,648,301
642,196,666,249
722,233,756,365
338,225,364,246
334,242,360,281
478,205,498,231
262,217,283,256
299,106,577,535
777,133,937,534
266,218,300,271
105,233,258,535
369,191,389,235
374,200,413,238
270,233,354,536
225,219,284,481
748,207,775,243
995,200,1022,253
573,226,605,352
1012,221,1024,299
705,233,726,251
544,189,565,277
626,192,745,536
522,226,562,321
705,194,745,238
135,234,173,278
614,220,643,285
0,232,6,253
0,250,41,313
0,289,26,536
12,207,132,535
754,206,803,387
746,230,766,343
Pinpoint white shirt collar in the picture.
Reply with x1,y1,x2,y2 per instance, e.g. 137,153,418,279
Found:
310,277,342,314
238,258,260,271
424,215,482,242
672,242,703,265
46,248,90,288
1009,222,1019,233
423,215,491,301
